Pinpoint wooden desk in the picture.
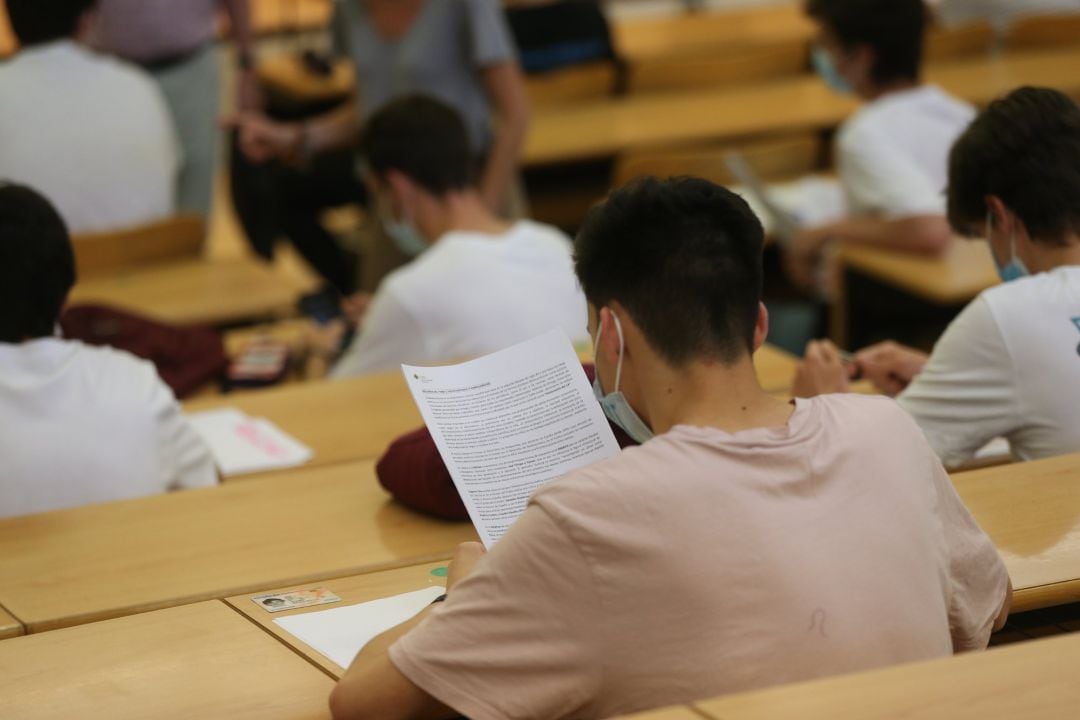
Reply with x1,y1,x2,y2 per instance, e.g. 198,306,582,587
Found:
0,601,332,719
69,258,313,327
695,631,1080,720
0,461,477,633
613,3,813,63
618,709,706,720
185,371,423,472
953,453,1080,612
831,240,998,347
184,343,796,473
227,562,448,677
0,605,22,640
524,46,1080,166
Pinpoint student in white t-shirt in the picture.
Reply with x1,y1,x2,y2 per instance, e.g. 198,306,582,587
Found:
330,96,587,378
786,0,975,291
326,177,1009,720
0,184,216,519
794,87,1080,468
0,0,179,234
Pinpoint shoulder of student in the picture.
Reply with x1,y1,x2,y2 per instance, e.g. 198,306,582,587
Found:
71,340,177,408
837,85,974,151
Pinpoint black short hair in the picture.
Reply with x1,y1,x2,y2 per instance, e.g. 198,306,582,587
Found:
357,95,474,196
806,0,926,84
948,87,1080,245
7,0,98,46
0,183,77,342
575,177,764,367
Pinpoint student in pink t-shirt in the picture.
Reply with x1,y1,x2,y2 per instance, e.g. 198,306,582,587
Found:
328,177,1012,720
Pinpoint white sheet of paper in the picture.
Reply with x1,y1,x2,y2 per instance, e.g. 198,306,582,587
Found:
403,329,621,547
974,436,1012,460
273,586,447,669
187,408,313,477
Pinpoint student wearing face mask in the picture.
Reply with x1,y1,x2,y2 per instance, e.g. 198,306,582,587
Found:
329,95,586,379
794,87,1080,468
328,176,1009,720
786,0,975,292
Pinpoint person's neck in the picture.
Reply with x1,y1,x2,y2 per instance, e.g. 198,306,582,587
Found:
641,355,796,436
862,78,919,102
423,190,513,241
1027,234,1080,274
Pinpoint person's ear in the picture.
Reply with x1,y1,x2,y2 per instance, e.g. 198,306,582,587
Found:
846,44,875,91
596,306,621,367
384,170,415,215
752,302,769,353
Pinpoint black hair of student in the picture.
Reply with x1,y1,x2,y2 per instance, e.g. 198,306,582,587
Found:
0,183,77,343
7,0,98,46
357,95,474,196
948,87,1080,246
575,176,764,367
805,0,926,84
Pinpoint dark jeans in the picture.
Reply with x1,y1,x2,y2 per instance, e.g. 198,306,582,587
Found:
229,134,365,295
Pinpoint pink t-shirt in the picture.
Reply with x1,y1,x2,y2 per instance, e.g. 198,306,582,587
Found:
390,395,1010,720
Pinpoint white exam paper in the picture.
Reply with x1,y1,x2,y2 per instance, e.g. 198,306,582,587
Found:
403,329,620,547
274,586,447,669
187,408,313,477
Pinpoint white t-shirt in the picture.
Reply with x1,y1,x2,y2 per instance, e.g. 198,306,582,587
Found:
0,41,179,234
899,265,1080,467
332,221,588,377
836,85,975,219
0,338,217,518
931,0,1080,30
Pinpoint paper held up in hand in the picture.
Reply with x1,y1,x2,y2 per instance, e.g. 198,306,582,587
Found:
403,329,620,548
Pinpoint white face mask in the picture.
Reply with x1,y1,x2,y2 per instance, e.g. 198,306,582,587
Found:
987,210,1029,283
383,216,428,258
378,191,429,258
592,311,654,444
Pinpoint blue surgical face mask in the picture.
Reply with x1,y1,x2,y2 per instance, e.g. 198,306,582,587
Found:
383,216,429,258
811,46,854,95
592,311,654,444
987,211,1029,283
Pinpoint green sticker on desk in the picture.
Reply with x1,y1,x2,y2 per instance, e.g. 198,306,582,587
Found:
431,567,449,578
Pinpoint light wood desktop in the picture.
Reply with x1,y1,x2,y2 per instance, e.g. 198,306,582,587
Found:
952,453,1080,613
524,46,1080,166
184,344,799,477
620,709,708,720
0,601,333,720
184,370,424,473
69,258,313,327
0,606,22,641
0,460,477,633
227,562,449,678
830,240,998,347
695,631,1080,720
612,3,814,63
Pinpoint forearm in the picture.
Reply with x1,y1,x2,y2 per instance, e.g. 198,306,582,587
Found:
222,0,255,56
330,609,452,720
814,215,952,254
480,64,531,211
481,118,528,211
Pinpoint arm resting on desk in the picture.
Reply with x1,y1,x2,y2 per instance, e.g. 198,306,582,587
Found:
798,214,953,255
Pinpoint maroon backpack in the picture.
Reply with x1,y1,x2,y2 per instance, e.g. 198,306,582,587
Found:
60,304,228,399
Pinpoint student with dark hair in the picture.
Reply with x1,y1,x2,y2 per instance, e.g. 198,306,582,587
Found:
795,87,1080,467
0,0,179,233
327,176,1009,720
786,0,974,291
0,184,216,519
329,95,586,378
